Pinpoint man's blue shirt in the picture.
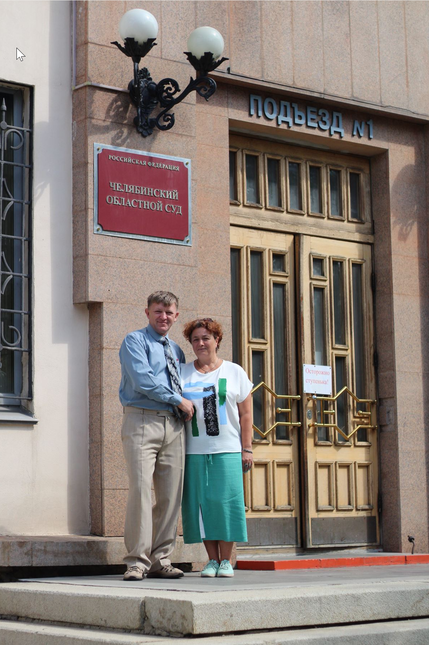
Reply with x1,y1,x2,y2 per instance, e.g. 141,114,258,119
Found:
119,324,185,412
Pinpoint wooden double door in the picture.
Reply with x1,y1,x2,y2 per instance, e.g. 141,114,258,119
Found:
231,227,378,549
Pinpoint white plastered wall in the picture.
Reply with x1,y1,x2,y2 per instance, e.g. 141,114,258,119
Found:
0,0,89,535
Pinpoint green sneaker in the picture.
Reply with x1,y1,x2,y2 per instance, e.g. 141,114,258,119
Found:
201,559,220,577
217,560,234,577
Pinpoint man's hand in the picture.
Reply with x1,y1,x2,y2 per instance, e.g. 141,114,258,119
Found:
178,397,194,421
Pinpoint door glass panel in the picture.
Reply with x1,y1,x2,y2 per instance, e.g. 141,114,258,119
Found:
288,162,301,210
272,253,285,273
267,158,281,208
250,251,264,339
333,260,346,345
314,287,326,365
314,287,328,441
231,133,372,235
309,166,322,213
329,169,342,217
312,257,324,277
273,283,289,440
229,151,237,201
350,173,361,220
246,154,259,204
352,263,367,441
230,248,241,365
252,350,265,439
335,356,347,443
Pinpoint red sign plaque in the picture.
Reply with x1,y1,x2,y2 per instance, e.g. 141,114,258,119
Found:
94,144,191,245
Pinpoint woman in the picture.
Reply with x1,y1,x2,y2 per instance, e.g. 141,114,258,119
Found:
181,318,253,578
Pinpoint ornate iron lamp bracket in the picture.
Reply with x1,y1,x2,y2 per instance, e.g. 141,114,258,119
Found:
111,38,228,137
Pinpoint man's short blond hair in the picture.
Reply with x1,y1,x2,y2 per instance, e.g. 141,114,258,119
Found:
147,291,179,309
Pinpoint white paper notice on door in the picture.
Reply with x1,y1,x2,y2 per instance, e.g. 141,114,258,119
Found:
303,364,332,395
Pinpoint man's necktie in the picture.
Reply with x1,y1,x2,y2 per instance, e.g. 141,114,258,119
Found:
161,337,182,418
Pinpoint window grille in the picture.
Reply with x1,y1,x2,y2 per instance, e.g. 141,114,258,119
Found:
0,87,32,405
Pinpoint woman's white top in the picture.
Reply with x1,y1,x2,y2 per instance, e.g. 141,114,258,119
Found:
181,360,253,454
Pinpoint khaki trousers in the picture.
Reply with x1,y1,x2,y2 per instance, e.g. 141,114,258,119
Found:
121,407,185,572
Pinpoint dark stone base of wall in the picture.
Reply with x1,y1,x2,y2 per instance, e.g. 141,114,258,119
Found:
0,535,207,571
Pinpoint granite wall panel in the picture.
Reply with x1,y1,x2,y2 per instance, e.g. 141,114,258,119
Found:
260,1,293,86
73,1,429,554
103,489,127,537
405,1,429,117
160,1,196,64
89,304,103,535
75,1,88,48
349,1,381,104
87,1,126,49
229,1,262,79
322,1,352,98
378,1,408,110
292,1,324,94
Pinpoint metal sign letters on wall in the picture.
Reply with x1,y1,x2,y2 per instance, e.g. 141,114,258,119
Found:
249,94,374,140
94,144,192,245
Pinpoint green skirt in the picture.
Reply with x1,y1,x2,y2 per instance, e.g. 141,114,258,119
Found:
182,453,248,543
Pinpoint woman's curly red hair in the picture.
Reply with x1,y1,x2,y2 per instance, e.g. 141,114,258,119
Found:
183,318,223,348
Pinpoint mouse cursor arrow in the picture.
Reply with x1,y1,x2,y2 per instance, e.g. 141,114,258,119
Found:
16,48,25,62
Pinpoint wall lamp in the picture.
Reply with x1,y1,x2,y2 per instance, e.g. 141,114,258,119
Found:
112,9,228,137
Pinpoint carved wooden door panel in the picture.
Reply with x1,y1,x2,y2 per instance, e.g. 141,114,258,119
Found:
231,227,301,547
300,235,378,548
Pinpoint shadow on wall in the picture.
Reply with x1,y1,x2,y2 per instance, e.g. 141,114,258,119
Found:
88,91,134,149
391,163,420,242
391,159,429,553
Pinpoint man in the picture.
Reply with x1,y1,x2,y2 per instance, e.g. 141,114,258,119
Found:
119,291,194,581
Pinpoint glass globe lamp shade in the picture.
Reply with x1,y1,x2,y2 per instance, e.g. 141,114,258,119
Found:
187,26,224,60
119,9,158,45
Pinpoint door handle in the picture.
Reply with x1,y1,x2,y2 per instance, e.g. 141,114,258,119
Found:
251,381,301,438
307,386,377,441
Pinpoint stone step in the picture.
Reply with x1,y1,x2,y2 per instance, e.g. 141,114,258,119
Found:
0,620,156,645
1,617,429,645
1,578,429,637
0,583,144,633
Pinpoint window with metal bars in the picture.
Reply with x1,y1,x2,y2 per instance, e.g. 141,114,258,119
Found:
0,86,32,407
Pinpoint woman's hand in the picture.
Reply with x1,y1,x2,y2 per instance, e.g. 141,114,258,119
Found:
238,393,253,473
242,448,253,473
